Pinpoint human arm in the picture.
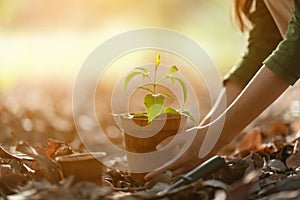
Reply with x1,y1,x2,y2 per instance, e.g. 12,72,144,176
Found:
154,79,242,150
155,1,281,149
145,66,289,180
145,0,300,180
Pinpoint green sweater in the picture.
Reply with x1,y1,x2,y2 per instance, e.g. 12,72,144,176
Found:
264,0,300,85
225,0,300,87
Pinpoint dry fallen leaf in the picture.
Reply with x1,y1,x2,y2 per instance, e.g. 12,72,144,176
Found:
236,128,262,154
286,138,300,169
226,170,261,200
286,151,300,170
268,121,289,136
267,159,286,173
16,141,62,183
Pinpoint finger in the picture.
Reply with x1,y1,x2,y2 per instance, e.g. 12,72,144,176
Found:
144,166,169,181
172,160,202,177
146,158,194,181
156,135,174,150
172,167,189,177
144,158,185,181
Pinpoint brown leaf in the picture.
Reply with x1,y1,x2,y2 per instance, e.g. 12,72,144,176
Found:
258,175,300,196
260,174,287,187
0,174,28,195
286,139,300,169
0,146,14,159
256,190,300,200
267,159,286,173
237,128,262,153
286,151,300,169
291,117,300,133
16,141,62,183
36,138,64,158
268,121,289,136
226,170,261,200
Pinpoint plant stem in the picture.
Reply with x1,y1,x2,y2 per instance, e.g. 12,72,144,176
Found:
153,64,158,94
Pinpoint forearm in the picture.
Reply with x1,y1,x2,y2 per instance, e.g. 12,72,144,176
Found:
211,66,289,154
224,79,243,105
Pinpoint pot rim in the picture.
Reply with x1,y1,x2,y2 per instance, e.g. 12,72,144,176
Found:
118,113,187,121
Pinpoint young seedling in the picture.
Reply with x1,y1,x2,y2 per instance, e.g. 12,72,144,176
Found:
124,53,195,123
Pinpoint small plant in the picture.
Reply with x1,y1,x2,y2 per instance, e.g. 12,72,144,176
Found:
124,53,195,123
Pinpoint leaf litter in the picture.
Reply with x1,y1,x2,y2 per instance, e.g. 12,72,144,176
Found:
0,81,300,199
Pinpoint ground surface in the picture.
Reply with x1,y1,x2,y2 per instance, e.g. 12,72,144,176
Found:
0,80,300,199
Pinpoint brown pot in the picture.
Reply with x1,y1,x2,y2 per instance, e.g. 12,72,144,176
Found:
55,152,106,184
120,113,187,185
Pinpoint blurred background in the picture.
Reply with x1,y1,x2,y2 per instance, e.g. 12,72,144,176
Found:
0,0,246,149
0,0,244,86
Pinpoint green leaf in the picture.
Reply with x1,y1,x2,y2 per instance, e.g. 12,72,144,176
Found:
155,53,160,68
179,110,197,125
124,71,143,90
135,68,149,79
144,94,165,122
160,93,174,100
138,86,154,94
135,67,149,74
144,94,165,110
170,76,187,107
170,76,176,85
163,106,179,114
148,104,163,122
167,66,179,75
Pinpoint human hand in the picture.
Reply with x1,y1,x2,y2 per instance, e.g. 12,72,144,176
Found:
145,88,227,181
144,127,211,181
155,135,174,150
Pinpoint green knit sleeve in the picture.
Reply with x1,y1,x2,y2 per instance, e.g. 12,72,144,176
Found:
224,1,282,88
264,0,300,85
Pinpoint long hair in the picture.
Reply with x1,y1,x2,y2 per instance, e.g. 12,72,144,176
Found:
231,0,254,32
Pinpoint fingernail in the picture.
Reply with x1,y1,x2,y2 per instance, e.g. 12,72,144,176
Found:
156,144,162,150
